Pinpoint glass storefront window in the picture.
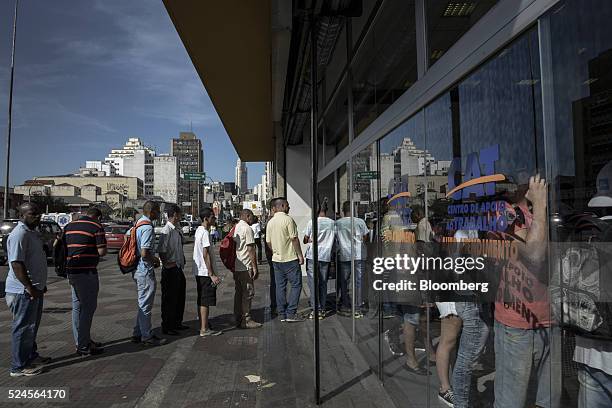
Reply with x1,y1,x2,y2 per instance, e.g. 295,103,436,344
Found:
351,0,380,49
352,0,418,138
543,1,612,407
426,0,499,67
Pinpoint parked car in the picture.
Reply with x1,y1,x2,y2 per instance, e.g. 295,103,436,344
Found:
189,221,199,236
104,224,130,251
0,219,61,265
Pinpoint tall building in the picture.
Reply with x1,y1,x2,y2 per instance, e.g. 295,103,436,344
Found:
153,155,179,204
235,158,248,193
171,131,204,216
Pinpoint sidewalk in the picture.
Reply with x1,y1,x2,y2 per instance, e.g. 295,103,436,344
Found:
0,244,393,408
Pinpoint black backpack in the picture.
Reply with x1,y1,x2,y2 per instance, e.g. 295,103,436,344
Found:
53,232,67,278
550,216,612,340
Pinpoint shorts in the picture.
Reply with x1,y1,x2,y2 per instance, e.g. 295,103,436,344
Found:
196,276,217,307
436,302,458,318
397,304,421,326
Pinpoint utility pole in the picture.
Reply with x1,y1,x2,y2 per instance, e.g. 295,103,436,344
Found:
4,0,19,219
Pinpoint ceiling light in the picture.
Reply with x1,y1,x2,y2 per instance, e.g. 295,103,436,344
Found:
443,2,477,17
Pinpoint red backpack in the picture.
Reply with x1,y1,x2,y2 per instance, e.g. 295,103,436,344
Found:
219,226,237,272
118,220,152,274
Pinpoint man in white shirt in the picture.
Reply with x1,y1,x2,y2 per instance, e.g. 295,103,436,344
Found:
192,208,222,337
335,201,369,317
303,201,335,319
234,209,261,329
251,217,262,264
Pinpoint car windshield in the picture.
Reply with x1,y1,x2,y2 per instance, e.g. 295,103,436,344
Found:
105,226,129,234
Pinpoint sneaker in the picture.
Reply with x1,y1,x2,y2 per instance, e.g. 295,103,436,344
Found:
240,320,263,329
285,315,305,322
383,330,405,356
142,335,168,346
354,311,364,319
200,328,222,337
438,389,455,407
10,365,43,377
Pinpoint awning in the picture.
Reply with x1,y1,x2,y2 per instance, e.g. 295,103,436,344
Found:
163,0,273,161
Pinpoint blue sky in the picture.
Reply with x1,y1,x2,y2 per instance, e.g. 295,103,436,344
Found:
0,0,264,188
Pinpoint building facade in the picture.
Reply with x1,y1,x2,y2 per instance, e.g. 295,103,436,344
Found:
234,158,248,194
171,131,204,216
153,155,179,204
31,175,142,199
165,0,612,406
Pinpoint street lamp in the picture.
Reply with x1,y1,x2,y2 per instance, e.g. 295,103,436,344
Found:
4,0,19,219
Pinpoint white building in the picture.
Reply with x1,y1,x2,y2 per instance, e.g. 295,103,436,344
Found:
235,158,248,194
85,160,117,176
105,138,156,197
153,155,179,203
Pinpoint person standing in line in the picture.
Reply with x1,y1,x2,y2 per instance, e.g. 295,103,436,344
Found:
265,206,278,316
335,201,369,318
303,200,335,320
233,209,262,328
131,201,166,347
193,208,222,336
4,203,50,376
64,206,107,356
157,204,188,336
265,197,305,322
251,216,263,264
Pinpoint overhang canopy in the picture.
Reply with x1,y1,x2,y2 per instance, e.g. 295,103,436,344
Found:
163,0,273,161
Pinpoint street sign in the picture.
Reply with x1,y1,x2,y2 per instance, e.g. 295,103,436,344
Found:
355,171,379,180
182,172,206,181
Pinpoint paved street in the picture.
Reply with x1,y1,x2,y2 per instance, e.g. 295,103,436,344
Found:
0,243,393,408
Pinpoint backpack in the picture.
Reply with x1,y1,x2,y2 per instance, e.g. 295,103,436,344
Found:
53,232,67,278
219,226,237,272
550,217,612,340
117,220,152,274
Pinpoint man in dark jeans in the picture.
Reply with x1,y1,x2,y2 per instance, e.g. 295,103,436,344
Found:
264,209,277,315
265,197,304,322
157,204,188,335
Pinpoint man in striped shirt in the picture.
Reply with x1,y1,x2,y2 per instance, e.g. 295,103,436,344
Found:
64,206,107,356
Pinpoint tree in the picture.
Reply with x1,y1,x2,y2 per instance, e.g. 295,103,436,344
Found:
31,194,69,213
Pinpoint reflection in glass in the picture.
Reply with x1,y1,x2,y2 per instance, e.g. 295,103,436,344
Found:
352,0,418,137
426,0,498,67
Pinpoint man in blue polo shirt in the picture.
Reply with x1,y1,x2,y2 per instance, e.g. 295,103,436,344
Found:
4,203,49,376
131,201,166,346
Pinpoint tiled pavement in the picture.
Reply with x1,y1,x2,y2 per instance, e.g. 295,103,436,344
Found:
0,243,394,408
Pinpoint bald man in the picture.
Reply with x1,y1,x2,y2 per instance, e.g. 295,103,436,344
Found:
5,203,50,376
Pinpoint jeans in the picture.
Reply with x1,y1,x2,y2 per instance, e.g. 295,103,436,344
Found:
233,270,255,322
338,261,364,310
5,292,44,372
451,302,489,408
493,321,560,408
578,365,612,408
133,269,156,340
161,267,186,330
268,259,277,309
306,260,329,311
69,272,99,351
273,260,302,318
